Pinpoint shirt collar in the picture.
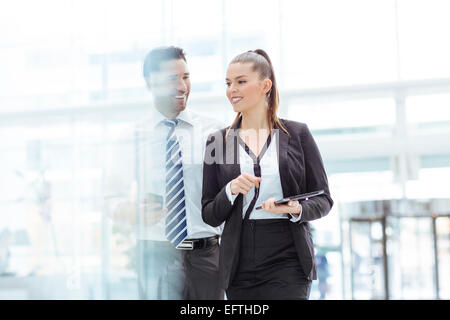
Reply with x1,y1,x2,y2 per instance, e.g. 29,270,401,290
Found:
177,108,194,127
143,107,195,130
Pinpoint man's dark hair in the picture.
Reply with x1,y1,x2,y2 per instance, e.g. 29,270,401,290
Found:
142,46,186,79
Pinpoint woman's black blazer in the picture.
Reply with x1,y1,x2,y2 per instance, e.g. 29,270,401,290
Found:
201,118,333,290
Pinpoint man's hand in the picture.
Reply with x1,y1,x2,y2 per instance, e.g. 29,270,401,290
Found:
141,197,167,227
111,198,167,228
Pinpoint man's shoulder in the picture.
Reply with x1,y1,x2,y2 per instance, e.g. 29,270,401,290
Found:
133,116,158,137
188,110,227,132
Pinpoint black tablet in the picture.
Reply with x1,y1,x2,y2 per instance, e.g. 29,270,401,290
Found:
255,190,324,210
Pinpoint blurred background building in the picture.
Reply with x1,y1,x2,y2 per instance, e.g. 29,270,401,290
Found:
0,0,449,299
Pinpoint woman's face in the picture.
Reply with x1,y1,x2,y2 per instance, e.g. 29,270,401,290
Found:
225,62,270,113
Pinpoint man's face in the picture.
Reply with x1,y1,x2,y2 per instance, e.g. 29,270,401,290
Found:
149,59,190,117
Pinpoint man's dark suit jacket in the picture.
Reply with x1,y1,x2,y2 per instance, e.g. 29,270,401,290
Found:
201,117,333,290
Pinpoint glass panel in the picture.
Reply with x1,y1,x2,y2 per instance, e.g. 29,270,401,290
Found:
1,0,449,301
287,98,396,135
389,217,435,299
310,250,343,300
397,0,450,80
0,0,164,110
281,0,398,88
406,93,450,132
173,0,223,93
436,217,450,299
406,168,450,199
0,116,139,299
309,204,343,299
349,221,386,299
329,171,402,202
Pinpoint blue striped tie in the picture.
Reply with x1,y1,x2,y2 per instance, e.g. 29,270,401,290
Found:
163,119,188,248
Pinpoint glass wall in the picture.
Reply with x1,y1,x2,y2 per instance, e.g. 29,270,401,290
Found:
1,0,449,299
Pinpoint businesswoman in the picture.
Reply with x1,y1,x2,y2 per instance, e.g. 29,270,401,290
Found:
201,49,333,300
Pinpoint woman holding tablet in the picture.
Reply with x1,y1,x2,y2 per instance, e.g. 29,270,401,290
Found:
201,49,333,300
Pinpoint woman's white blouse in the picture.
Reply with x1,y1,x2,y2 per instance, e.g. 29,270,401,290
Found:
225,134,302,221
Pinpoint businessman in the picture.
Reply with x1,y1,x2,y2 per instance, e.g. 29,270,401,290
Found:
134,46,224,299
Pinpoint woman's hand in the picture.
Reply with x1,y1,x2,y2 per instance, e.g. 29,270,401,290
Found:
230,173,262,195
261,197,302,215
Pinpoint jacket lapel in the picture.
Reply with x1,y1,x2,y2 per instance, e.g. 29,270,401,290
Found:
224,116,242,181
275,121,291,197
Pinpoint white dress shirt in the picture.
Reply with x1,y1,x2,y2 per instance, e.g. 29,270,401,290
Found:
136,108,225,240
225,133,302,221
